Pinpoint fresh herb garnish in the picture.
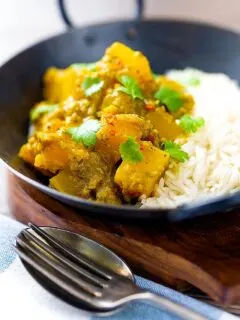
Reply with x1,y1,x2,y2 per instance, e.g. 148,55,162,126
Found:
30,104,58,122
119,137,143,163
179,115,205,133
154,87,184,112
71,62,97,71
66,119,101,147
163,140,189,163
170,73,201,87
188,77,200,86
81,77,104,97
152,73,159,79
118,75,144,100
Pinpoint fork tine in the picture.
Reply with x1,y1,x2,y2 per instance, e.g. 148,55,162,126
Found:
28,223,111,280
23,229,108,288
14,244,95,305
16,235,102,297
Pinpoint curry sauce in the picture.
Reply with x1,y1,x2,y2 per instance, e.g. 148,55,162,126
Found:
19,42,195,204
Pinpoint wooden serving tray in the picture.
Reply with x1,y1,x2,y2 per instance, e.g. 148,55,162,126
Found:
8,173,240,305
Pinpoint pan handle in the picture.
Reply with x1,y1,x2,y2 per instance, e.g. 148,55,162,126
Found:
57,0,144,29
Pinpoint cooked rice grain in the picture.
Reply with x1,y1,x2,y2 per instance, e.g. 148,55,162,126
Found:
141,69,240,209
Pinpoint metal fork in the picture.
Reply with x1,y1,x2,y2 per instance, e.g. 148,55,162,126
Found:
184,291,240,316
15,224,207,320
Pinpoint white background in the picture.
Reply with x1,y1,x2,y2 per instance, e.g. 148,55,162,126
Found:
1,0,240,65
0,0,240,216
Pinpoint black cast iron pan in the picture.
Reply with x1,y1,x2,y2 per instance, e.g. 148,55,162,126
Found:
0,0,240,220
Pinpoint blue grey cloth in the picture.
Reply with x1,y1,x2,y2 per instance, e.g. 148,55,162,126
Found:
0,215,233,320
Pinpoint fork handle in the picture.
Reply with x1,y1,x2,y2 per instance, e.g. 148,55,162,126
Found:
136,291,207,320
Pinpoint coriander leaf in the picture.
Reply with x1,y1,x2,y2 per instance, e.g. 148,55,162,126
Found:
154,87,184,112
188,77,200,86
71,62,97,71
152,73,159,79
179,115,205,133
163,140,189,163
119,137,143,163
81,77,104,97
30,104,58,122
66,119,101,147
118,75,144,100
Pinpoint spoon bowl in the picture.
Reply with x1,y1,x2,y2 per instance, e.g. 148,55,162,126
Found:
16,225,207,319
19,226,133,315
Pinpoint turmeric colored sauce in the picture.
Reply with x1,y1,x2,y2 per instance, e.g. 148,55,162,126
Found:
19,42,194,204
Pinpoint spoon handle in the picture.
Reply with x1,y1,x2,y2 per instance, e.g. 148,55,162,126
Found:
138,291,207,320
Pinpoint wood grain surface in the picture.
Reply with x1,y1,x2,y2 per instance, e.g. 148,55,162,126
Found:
7,173,240,305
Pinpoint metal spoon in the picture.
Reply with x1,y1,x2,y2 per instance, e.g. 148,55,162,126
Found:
15,224,207,319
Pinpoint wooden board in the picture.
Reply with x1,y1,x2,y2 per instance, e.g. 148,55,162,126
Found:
7,173,240,305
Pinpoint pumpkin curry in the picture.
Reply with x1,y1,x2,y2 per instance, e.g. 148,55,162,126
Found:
19,42,197,205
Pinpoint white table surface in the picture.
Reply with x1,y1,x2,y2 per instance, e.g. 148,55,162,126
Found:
0,0,240,217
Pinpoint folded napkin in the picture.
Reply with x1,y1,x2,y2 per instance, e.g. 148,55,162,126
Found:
0,215,236,320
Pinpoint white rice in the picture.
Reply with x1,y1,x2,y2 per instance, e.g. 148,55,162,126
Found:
141,68,240,209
